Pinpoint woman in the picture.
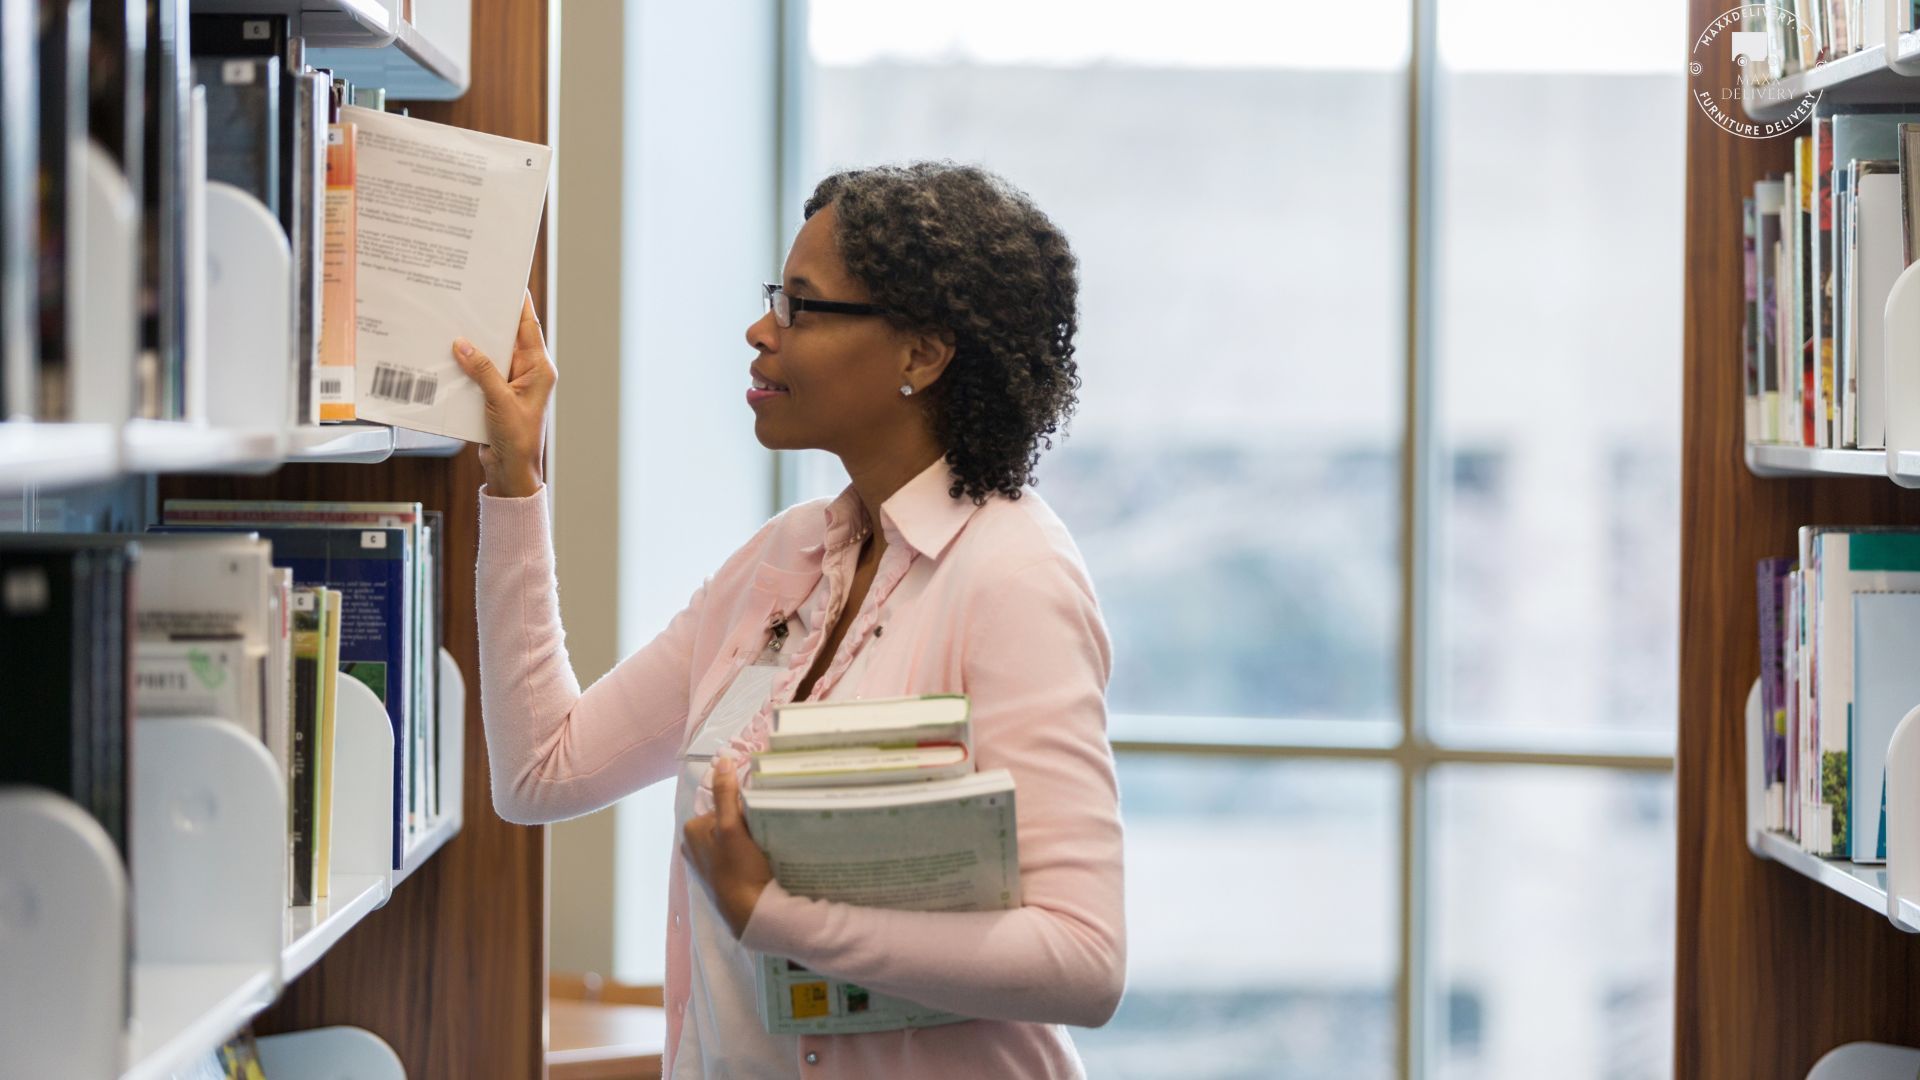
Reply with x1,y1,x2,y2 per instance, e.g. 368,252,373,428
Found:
459,162,1125,1078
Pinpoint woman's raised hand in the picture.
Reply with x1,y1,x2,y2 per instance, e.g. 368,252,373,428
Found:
452,291,555,499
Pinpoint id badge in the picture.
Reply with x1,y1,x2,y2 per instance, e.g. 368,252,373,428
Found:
683,618,791,761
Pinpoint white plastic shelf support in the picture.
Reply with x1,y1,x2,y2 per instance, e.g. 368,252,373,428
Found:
125,717,286,1080
282,669,398,981
1746,678,1920,932
256,1026,407,1079
0,788,128,1079
333,673,401,900
1883,259,1920,487
1808,1042,1920,1079
393,648,465,889
202,182,294,450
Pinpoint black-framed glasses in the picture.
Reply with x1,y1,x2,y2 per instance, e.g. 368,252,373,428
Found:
762,282,892,329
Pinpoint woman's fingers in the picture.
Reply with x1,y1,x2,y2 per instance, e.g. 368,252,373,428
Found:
714,758,743,830
509,294,550,384
452,338,512,402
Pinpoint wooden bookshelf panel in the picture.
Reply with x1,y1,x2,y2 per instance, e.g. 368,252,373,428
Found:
1680,1,1920,1072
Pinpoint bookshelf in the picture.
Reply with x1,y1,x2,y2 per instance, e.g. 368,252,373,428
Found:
1742,32,1920,119
1743,681,1920,932
1682,0,1920,1072
0,0,546,1075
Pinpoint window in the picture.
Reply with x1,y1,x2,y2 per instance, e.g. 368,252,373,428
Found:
782,2,1679,1075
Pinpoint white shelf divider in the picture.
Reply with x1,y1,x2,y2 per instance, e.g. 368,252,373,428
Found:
282,667,399,982
285,422,397,464
1746,679,1920,932
256,1026,408,1079
1743,443,1887,478
125,717,286,1080
0,789,128,1079
1884,260,1920,488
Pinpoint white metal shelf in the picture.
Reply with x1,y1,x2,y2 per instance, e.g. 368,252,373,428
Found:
0,422,120,494
310,16,470,101
124,965,279,1080
1745,680,1920,932
281,874,387,984
1743,443,1887,478
285,422,397,464
121,419,284,474
0,418,470,489
1743,33,1920,121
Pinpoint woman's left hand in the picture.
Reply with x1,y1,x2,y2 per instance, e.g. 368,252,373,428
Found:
682,757,775,938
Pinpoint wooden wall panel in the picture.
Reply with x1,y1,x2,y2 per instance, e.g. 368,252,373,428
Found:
158,0,553,1075
1678,1,1920,1073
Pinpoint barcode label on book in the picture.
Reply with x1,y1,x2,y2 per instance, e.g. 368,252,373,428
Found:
369,364,438,406
318,368,354,403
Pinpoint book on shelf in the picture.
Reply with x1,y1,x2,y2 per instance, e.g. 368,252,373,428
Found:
193,55,281,217
0,0,32,419
743,769,1019,1036
0,537,137,861
1741,111,1920,452
315,586,343,898
1849,591,1920,863
740,694,1014,1035
1759,528,1920,858
36,0,88,422
1758,557,1793,831
129,533,282,763
340,104,553,444
162,498,438,867
140,0,191,420
318,116,357,420
1744,1,1909,80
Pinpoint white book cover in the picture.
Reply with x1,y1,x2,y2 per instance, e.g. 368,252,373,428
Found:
133,639,266,735
743,768,1018,1035
1850,592,1920,862
341,105,552,444
1855,169,1902,449
770,693,970,752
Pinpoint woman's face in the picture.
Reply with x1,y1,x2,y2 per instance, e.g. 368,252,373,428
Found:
744,204,918,455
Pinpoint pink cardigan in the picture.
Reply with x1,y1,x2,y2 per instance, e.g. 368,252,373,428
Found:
475,460,1126,1077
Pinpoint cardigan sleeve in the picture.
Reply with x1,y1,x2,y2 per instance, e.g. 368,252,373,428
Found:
476,485,758,825
738,554,1128,1028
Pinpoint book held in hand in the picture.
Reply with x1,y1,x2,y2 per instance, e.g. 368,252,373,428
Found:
341,105,552,444
740,693,1016,1036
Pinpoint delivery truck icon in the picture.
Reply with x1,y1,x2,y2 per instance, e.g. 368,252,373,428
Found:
1731,29,1768,65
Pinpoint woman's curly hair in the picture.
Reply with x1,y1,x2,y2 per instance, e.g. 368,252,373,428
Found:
805,162,1081,504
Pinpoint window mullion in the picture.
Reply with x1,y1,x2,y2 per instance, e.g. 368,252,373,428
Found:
1401,0,1440,1071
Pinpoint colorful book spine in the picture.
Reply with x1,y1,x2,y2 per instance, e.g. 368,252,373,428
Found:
318,122,357,420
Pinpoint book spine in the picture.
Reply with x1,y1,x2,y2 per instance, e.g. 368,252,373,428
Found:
318,122,357,420
289,588,321,906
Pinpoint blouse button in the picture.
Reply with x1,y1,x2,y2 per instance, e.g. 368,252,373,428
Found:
805,1051,820,1065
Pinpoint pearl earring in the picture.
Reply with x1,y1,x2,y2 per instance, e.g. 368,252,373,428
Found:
899,384,914,397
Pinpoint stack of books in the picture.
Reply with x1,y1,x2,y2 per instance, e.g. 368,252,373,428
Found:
742,694,1019,1035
